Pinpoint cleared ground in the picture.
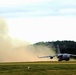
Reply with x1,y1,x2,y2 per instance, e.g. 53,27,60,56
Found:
0,61,76,75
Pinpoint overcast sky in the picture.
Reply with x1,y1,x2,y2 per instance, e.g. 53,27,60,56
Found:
0,0,76,43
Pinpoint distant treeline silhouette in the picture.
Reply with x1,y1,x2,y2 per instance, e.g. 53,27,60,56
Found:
34,40,76,56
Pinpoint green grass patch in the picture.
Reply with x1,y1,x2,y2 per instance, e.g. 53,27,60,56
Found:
0,61,76,75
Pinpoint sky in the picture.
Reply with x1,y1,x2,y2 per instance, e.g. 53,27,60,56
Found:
0,0,76,44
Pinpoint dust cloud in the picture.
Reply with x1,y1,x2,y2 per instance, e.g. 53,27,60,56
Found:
0,18,57,62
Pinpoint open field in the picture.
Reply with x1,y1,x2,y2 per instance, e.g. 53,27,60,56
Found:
0,61,76,75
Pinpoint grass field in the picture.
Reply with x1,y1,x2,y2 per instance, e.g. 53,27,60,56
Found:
0,61,76,75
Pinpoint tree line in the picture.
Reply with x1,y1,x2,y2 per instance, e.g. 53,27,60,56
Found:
33,40,76,55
